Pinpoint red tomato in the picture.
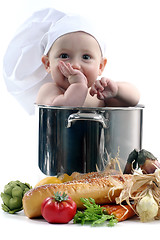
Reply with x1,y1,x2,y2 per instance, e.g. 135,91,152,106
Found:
41,192,77,223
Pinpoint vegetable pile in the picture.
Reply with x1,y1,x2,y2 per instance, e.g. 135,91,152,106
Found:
41,194,118,226
1,148,160,225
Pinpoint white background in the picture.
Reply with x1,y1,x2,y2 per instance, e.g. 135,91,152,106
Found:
0,0,160,238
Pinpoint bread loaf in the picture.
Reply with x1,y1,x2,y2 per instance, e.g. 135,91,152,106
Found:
71,170,120,180
23,175,131,218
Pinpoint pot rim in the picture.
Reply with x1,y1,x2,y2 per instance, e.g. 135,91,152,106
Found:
35,104,144,111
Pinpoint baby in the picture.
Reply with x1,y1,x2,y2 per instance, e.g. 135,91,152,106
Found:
36,31,139,108
3,8,140,114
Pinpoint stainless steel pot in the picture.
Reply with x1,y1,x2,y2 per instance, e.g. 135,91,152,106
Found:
36,105,143,175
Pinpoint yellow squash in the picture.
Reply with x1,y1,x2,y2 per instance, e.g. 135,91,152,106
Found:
35,176,62,187
58,173,73,183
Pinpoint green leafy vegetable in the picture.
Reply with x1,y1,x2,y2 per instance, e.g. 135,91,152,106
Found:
73,198,117,227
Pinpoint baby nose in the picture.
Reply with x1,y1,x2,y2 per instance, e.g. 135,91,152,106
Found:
71,60,81,70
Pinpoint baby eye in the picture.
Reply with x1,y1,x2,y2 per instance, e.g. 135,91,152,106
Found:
82,54,91,60
59,53,69,59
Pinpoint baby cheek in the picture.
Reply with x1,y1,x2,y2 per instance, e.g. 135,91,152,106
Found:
50,66,61,81
85,69,99,87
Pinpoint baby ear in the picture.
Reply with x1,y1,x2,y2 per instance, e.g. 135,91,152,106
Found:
99,58,107,75
41,55,50,72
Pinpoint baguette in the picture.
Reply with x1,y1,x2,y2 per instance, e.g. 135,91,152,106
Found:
23,175,132,218
71,169,120,180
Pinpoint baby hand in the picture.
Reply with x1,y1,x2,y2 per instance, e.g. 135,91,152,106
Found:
90,77,118,100
58,61,87,85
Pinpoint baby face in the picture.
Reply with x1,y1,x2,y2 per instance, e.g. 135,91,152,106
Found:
42,31,106,89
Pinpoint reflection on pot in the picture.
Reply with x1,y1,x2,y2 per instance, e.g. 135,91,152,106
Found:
36,105,144,175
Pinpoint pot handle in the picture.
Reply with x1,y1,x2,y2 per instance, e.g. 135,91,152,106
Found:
66,112,109,128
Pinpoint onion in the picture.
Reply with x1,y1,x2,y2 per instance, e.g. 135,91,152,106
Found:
140,159,160,174
124,149,160,174
138,149,160,173
136,189,159,222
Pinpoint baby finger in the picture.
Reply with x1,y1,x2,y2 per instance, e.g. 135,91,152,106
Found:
90,85,97,96
100,77,109,87
58,61,71,78
94,80,104,91
97,91,105,100
65,63,77,75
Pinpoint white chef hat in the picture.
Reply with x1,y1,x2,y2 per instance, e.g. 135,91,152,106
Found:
3,8,106,114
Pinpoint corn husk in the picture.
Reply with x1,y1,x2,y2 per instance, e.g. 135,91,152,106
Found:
113,169,160,221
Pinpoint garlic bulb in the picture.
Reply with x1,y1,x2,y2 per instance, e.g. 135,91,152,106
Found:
136,189,159,222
